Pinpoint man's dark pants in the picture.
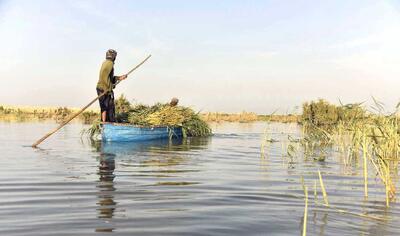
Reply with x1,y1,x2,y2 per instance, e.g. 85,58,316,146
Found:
96,88,115,122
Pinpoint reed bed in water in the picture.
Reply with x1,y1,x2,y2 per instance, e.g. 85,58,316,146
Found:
263,99,400,207
303,99,399,205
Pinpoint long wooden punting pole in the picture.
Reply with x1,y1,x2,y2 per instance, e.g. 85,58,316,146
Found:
31,55,152,148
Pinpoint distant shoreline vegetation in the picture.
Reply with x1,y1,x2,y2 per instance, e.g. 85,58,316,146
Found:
1,99,398,126
0,105,98,123
202,112,299,123
0,105,300,123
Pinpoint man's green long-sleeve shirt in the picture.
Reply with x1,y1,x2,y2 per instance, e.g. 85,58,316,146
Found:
96,59,115,91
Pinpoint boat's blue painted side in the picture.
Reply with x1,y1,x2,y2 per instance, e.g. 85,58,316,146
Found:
101,123,183,142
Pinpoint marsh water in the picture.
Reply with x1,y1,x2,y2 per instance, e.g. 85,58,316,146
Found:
0,121,399,235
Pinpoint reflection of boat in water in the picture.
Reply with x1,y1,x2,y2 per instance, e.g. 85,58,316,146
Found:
102,123,182,142
99,137,211,156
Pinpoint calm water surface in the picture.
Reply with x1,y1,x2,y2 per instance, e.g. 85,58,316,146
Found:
0,121,399,235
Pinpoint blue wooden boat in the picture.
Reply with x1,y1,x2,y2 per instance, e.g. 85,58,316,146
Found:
101,123,183,142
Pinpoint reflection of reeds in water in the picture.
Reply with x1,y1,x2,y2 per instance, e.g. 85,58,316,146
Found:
302,186,308,236
141,156,186,167
362,134,368,198
151,181,200,186
301,173,387,223
261,110,282,159
301,177,308,236
318,170,329,206
260,124,269,159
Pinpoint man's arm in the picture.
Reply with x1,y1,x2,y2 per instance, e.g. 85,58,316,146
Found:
116,74,128,81
111,74,127,89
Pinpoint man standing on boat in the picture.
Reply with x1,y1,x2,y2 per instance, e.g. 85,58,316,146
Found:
96,49,127,122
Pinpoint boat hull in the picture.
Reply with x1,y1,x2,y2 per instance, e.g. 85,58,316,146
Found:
102,123,183,142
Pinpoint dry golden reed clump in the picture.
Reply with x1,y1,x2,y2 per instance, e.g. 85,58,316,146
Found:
114,95,211,137
146,106,186,126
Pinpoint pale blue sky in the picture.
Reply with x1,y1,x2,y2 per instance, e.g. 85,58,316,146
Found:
1,0,400,113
